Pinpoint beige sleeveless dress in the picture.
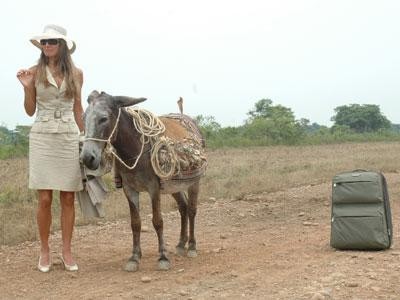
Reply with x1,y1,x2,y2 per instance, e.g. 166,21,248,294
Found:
28,66,83,191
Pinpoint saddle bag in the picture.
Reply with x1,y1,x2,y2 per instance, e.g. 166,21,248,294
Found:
330,170,392,250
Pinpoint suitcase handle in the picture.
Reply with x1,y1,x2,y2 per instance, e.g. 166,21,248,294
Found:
351,169,368,172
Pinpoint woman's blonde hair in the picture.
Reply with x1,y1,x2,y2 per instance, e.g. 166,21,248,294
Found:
35,39,78,99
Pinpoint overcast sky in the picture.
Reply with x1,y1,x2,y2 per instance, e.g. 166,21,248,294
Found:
2,0,400,128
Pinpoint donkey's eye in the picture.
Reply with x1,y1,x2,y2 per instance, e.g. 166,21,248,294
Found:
98,117,108,124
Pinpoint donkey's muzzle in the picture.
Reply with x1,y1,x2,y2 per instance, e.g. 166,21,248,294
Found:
80,148,101,170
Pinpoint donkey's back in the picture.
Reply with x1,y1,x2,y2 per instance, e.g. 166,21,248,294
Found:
156,114,206,194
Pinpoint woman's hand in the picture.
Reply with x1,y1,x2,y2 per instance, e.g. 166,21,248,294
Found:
18,68,37,116
16,69,35,89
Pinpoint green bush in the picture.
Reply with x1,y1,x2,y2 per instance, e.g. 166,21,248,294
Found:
0,125,29,159
0,144,28,159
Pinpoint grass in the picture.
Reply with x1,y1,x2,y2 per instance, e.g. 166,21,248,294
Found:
1,141,400,245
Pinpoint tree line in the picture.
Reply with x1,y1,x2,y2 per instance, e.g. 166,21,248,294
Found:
195,99,400,148
1,99,399,159
0,125,30,159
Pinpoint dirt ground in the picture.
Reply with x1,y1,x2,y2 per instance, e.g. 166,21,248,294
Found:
1,173,400,300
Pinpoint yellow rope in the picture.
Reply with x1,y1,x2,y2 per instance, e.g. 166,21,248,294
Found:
126,107,165,140
86,107,202,179
126,108,180,179
150,136,180,179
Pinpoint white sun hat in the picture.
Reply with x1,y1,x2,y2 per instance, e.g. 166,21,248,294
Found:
30,24,76,54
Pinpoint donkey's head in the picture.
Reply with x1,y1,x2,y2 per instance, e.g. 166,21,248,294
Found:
80,90,146,170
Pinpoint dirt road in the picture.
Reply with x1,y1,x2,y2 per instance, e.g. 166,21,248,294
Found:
1,173,400,299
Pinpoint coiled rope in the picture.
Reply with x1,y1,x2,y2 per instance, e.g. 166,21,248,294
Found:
150,136,180,179
85,107,184,179
127,107,181,179
126,107,165,139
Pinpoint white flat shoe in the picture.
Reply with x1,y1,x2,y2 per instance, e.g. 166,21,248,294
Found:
60,256,79,272
38,256,51,273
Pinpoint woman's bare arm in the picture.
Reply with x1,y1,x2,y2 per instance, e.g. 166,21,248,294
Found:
73,69,84,133
17,66,36,116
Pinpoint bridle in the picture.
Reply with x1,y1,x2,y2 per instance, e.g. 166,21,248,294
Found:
84,108,146,170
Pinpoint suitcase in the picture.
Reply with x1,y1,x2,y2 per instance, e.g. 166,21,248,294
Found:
330,170,392,250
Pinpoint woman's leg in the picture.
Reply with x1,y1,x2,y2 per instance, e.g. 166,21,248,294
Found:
37,189,53,266
60,191,76,265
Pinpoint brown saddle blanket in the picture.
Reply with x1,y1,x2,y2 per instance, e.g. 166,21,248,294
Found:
158,114,207,182
160,114,205,147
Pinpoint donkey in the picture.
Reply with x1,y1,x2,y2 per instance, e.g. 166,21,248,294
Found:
80,91,204,272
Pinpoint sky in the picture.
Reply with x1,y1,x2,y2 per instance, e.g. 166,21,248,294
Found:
2,0,400,128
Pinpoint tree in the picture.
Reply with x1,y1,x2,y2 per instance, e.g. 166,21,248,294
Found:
392,124,400,133
304,121,327,133
194,115,221,139
245,99,305,144
331,104,391,133
247,98,273,118
247,98,295,121
0,126,10,144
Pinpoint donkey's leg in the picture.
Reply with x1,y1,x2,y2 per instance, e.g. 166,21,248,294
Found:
122,186,141,272
150,190,170,270
187,181,200,258
172,192,188,256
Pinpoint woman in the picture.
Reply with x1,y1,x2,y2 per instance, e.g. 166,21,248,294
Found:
16,24,84,272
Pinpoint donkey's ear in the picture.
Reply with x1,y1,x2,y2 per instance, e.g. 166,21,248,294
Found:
114,96,147,108
87,90,100,104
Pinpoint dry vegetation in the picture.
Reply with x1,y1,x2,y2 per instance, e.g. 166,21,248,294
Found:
2,142,400,299
1,142,400,246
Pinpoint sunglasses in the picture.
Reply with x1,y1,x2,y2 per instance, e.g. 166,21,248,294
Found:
40,39,59,46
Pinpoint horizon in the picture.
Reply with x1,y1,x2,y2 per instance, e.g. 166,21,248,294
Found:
3,0,400,129
1,98,398,130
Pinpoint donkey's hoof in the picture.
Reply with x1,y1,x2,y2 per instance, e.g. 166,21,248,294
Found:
175,246,186,256
158,260,170,271
187,250,197,258
124,260,139,272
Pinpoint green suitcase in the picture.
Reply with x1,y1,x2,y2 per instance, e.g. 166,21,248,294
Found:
330,170,392,250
